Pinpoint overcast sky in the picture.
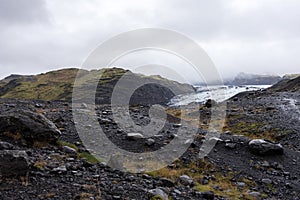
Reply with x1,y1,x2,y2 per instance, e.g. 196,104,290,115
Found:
0,0,299,81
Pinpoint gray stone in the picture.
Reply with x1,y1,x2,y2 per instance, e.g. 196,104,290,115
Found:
173,124,182,128
248,139,283,156
0,109,61,145
173,189,181,195
145,138,155,146
261,160,270,167
127,133,144,140
236,182,246,187
179,175,194,186
62,146,77,155
248,191,261,198
262,178,272,184
225,142,237,149
149,188,168,200
52,166,67,173
0,141,14,150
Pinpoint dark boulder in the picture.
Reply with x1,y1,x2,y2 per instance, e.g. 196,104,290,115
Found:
0,150,29,177
0,109,61,146
248,139,283,156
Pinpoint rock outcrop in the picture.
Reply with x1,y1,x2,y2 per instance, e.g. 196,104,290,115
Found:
0,109,61,146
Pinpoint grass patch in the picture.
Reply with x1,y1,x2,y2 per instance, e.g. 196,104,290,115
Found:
79,152,101,164
57,140,78,151
147,160,257,200
34,161,48,170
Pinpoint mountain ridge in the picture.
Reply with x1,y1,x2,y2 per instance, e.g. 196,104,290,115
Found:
0,67,195,105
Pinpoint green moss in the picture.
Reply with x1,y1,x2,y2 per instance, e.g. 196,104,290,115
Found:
0,68,78,100
57,140,78,151
78,152,101,164
147,160,257,200
0,67,193,102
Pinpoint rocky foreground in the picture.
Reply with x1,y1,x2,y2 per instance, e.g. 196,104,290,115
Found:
0,76,299,200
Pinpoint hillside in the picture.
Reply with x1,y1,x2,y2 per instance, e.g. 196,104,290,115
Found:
0,68,195,105
266,75,300,92
0,68,77,101
228,72,282,85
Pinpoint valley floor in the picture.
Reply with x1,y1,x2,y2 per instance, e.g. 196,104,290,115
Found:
0,90,299,200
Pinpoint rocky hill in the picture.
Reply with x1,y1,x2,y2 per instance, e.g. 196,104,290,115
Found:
227,72,282,85
0,68,194,105
266,75,300,93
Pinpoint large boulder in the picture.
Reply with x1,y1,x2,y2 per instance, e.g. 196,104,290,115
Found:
248,139,283,156
0,109,61,146
0,150,29,177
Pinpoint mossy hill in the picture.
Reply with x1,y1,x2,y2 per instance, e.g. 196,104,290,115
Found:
0,68,195,105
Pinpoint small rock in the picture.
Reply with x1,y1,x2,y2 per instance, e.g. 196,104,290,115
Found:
81,103,88,109
236,182,246,187
248,191,261,198
224,131,232,135
148,188,168,200
262,178,272,184
179,175,194,186
208,137,223,143
145,138,155,146
0,141,14,150
261,161,270,167
173,189,181,195
184,139,193,145
127,133,144,140
62,146,77,155
173,124,182,128
285,182,293,189
202,179,209,185
225,142,237,149
35,103,43,108
52,166,67,173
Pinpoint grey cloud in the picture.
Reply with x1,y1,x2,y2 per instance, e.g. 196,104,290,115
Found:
0,0,49,25
0,0,299,80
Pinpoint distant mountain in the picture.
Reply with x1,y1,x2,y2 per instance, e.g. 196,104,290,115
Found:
282,74,300,80
0,68,195,105
227,72,282,85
